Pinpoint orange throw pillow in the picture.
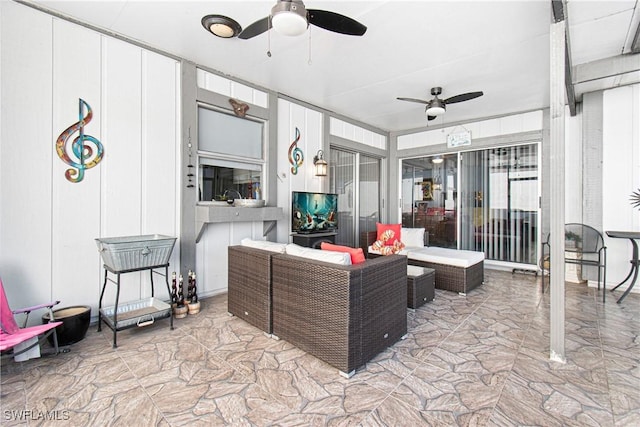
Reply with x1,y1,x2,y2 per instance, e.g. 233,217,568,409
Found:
320,242,366,264
376,223,401,246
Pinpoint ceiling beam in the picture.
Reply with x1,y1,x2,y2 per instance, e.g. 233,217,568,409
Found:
629,3,640,54
551,0,577,116
572,54,640,99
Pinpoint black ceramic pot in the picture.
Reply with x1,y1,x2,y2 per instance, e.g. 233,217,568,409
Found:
42,306,91,346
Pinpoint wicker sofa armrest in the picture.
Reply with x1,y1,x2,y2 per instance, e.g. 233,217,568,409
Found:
227,245,279,334
271,253,407,376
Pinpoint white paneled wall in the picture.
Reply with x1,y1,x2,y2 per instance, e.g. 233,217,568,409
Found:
603,84,640,289
51,19,102,308
196,221,263,297
0,3,54,310
197,69,269,108
0,2,181,319
397,111,543,149
276,99,324,242
564,106,583,223
330,117,386,149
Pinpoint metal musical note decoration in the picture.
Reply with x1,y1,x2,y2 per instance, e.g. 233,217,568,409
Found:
55,99,104,183
288,127,303,175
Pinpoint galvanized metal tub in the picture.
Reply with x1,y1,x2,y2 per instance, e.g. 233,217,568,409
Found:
95,234,177,272
100,297,171,329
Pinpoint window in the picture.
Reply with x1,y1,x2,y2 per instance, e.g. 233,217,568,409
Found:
197,106,265,202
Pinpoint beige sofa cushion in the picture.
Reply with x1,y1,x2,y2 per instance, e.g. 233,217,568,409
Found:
285,243,351,265
241,238,286,253
407,247,484,268
401,227,425,248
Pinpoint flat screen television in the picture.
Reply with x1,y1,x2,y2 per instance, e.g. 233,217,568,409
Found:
291,191,338,234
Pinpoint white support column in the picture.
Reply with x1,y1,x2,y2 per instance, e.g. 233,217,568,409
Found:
549,20,566,363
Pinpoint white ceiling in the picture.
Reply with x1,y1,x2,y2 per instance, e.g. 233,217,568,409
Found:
23,0,640,132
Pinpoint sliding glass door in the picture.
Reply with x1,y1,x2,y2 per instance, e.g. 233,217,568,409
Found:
401,143,539,266
331,149,380,247
459,144,539,264
401,155,457,248
359,154,381,238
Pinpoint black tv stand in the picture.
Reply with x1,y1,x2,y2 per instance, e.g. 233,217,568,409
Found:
292,232,337,248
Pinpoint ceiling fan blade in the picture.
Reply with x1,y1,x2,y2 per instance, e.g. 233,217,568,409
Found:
444,91,484,105
308,9,367,36
238,16,271,39
397,97,429,105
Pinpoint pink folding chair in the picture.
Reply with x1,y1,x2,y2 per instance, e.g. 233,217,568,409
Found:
0,277,63,361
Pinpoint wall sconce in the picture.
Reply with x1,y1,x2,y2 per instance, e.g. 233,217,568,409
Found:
313,150,328,176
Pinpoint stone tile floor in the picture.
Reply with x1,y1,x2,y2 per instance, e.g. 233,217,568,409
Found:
1,270,638,426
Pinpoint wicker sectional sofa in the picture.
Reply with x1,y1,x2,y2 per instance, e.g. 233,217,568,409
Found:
227,245,277,334
399,247,484,294
363,230,485,295
271,252,407,378
228,241,408,377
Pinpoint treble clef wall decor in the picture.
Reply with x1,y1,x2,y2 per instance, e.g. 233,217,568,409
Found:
288,127,303,175
55,98,104,183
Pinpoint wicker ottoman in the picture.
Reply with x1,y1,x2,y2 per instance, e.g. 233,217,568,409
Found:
407,265,435,309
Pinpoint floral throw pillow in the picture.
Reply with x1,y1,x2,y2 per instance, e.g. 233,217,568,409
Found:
376,223,402,246
372,224,405,255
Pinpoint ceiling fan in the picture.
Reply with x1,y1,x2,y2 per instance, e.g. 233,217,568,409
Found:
238,0,367,39
397,87,484,121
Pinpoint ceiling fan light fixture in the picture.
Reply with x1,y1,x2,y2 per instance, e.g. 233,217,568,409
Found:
432,156,444,164
426,98,446,116
201,15,242,38
271,1,308,36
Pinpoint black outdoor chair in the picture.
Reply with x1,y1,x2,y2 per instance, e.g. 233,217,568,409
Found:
540,223,607,302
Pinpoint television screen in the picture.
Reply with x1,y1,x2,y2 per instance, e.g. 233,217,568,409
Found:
291,191,338,233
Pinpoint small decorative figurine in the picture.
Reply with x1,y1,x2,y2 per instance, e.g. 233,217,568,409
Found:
186,269,193,303
174,274,188,319
171,271,178,307
188,271,200,315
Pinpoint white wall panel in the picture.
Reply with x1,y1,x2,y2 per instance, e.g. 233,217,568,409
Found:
329,117,386,149
199,70,230,97
500,113,525,135
1,3,181,320
603,84,640,291
51,19,103,308
197,223,230,298
196,221,264,297
565,106,583,223
140,51,181,298
197,68,268,108
0,2,54,310
230,83,254,106
478,118,501,138
253,90,269,109
276,99,323,242
100,37,143,304
397,110,544,150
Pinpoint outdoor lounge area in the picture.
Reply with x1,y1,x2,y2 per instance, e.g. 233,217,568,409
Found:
1,1,639,426
1,270,638,425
